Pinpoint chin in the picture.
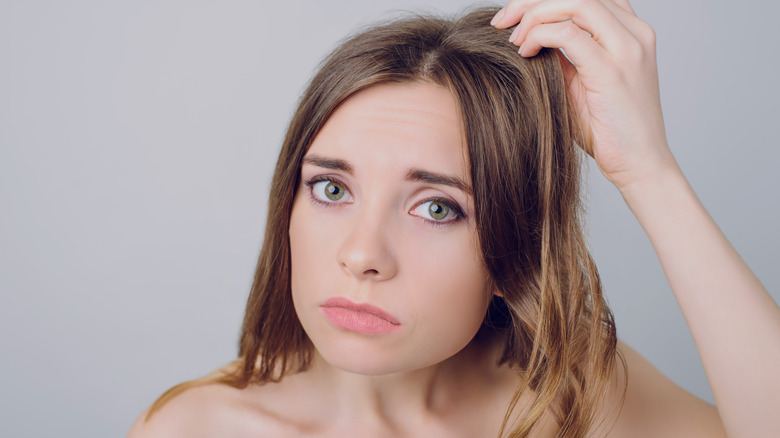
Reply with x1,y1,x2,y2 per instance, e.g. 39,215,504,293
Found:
313,335,445,376
314,336,470,376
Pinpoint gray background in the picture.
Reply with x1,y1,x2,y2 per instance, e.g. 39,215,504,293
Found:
1,0,778,437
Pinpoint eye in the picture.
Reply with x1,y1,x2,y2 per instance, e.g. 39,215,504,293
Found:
410,199,462,224
308,179,352,203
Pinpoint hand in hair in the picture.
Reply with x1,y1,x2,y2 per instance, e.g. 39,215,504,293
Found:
492,0,673,192
495,2,780,437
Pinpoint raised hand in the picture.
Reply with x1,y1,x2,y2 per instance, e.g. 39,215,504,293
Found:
491,0,676,192
494,2,780,436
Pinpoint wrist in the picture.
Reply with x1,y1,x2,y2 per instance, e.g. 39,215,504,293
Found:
616,160,689,212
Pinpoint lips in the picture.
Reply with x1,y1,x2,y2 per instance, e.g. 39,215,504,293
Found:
320,297,401,334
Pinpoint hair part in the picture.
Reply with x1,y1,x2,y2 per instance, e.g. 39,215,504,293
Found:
146,7,625,437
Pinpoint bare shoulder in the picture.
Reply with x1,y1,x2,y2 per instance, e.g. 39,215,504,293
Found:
594,340,727,438
126,382,291,438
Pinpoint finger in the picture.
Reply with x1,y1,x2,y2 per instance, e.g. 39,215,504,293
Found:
597,0,658,52
607,0,636,15
597,0,652,41
518,21,609,72
507,0,635,56
491,0,536,29
493,0,644,42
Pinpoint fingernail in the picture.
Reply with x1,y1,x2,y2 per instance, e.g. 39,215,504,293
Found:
518,43,526,56
490,8,505,26
509,27,520,43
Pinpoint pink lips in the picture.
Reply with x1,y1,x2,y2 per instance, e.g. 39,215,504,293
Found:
320,297,401,335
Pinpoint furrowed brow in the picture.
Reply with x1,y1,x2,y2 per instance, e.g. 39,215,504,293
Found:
406,168,472,195
302,154,353,174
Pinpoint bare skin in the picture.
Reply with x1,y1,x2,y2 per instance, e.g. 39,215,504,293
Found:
128,0,779,436
126,340,722,437
495,0,780,435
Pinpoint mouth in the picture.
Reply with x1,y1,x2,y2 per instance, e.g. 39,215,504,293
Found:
320,297,401,335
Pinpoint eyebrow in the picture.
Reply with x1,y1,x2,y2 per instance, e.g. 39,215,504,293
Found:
303,155,353,174
302,153,472,195
405,169,472,195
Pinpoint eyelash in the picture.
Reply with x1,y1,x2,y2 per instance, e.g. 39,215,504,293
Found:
304,175,351,208
303,176,466,228
413,197,466,228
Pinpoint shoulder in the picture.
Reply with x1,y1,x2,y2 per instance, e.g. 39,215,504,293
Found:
593,340,727,438
126,384,244,438
126,383,291,438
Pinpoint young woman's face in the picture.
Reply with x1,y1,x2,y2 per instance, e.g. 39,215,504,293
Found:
289,82,494,375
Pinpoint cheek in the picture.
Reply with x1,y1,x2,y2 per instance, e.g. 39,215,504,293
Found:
289,198,334,303
400,227,491,361
289,196,340,359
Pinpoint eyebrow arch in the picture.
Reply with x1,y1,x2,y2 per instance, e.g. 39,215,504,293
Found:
406,169,472,195
302,154,353,174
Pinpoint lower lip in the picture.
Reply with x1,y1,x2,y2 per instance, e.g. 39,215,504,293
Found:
321,307,401,335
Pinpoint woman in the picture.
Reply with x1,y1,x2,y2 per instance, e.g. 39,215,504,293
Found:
128,1,779,437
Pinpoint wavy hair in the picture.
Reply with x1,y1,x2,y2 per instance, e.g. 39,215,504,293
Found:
146,7,624,437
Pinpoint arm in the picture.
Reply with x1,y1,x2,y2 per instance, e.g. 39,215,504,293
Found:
492,1,780,436
618,159,780,437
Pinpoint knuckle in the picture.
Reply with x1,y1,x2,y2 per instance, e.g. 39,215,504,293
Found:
641,22,657,45
562,21,585,41
630,18,656,46
520,2,540,23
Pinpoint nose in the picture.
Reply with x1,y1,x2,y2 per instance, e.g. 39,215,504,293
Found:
337,208,398,281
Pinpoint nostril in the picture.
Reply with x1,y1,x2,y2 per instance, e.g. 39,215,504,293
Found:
364,269,380,276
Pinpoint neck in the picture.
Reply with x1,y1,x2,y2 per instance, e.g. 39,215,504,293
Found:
301,334,508,431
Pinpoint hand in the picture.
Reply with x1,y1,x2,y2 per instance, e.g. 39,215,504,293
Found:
491,0,678,191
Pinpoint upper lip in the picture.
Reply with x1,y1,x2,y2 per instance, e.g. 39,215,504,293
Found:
321,297,401,325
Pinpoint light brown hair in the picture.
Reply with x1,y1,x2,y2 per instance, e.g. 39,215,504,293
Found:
147,7,623,437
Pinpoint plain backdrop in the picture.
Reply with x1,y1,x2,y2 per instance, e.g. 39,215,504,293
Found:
1,0,778,437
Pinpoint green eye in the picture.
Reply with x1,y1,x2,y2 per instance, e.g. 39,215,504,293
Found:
428,201,449,220
410,199,465,226
324,181,345,201
309,179,352,204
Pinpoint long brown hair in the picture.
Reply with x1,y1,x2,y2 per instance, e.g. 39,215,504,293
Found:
147,7,623,437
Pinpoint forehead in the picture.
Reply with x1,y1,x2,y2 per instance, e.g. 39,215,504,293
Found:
308,82,467,175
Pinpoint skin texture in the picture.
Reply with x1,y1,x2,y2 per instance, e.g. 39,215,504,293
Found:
281,82,519,435
494,0,780,435
128,0,779,436
126,81,724,438
288,83,494,378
